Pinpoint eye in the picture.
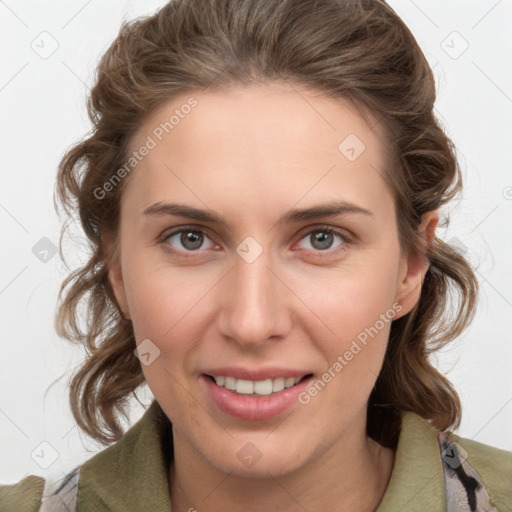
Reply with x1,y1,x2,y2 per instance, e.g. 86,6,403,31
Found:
159,225,351,256
162,228,217,253
296,227,349,253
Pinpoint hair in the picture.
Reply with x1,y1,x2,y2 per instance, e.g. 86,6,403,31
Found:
55,0,478,447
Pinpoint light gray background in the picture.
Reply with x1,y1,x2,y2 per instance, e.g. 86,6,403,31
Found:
1,0,511,484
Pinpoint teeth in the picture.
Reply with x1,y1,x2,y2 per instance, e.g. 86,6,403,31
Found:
285,377,295,388
254,379,273,395
236,379,254,394
224,376,236,391
213,375,305,395
272,377,285,392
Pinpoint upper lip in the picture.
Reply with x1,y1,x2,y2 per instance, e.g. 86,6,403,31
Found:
202,367,313,381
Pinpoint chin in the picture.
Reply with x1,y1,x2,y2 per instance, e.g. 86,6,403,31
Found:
201,436,310,480
216,453,307,480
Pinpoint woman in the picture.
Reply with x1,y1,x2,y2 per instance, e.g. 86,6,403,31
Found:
1,0,511,511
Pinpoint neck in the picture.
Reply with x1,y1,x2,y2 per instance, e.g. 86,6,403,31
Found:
168,425,395,512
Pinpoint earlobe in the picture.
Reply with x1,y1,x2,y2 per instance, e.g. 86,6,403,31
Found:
394,210,439,317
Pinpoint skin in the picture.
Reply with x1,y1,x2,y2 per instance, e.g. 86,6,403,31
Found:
107,81,438,512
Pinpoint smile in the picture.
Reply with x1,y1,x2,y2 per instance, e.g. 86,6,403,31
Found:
207,375,311,396
202,373,314,420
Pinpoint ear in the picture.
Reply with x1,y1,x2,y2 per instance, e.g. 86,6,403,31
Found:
394,210,439,318
103,231,131,320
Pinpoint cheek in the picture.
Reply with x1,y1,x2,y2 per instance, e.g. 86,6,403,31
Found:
307,289,396,415
304,252,399,340
122,248,205,335
122,257,218,375
123,263,207,414
301,246,400,388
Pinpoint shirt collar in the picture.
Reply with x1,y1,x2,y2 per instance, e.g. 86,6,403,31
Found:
77,402,445,511
376,411,446,511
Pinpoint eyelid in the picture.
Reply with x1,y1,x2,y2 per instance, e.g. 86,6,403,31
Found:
295,223,354,243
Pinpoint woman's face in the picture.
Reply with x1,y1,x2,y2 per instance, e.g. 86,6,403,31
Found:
109,82,433,477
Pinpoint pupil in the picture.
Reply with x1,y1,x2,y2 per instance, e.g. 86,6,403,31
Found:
313,231,333,250
181,231,203,250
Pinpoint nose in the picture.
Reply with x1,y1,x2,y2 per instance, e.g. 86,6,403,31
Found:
216,245,292,348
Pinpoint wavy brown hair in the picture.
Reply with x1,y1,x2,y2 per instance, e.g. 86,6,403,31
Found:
55,0,478,446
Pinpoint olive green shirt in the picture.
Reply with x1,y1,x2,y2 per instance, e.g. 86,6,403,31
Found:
1,401,511,511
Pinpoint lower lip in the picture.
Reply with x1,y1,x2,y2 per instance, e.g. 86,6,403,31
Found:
201,374,313,421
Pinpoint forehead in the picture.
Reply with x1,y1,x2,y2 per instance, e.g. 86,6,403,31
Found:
124,82,391,218
130,81,386,159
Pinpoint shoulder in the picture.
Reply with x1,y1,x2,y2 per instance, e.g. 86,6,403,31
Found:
437,428,512,511
0,466,80,512
0,402,166,512
0,475,45,512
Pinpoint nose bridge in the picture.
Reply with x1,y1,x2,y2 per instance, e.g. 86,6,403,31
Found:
217,240,290,345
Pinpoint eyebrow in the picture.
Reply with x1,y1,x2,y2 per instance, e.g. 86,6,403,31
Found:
142,200,373,228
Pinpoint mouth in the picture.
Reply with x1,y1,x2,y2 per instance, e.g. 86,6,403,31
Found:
201,372,315,420
204,373,314,396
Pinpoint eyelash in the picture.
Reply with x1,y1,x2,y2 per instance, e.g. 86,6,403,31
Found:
158,224,353,258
